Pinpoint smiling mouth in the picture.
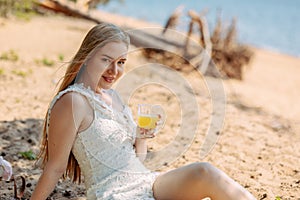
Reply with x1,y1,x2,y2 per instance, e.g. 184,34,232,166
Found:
102,76,115,83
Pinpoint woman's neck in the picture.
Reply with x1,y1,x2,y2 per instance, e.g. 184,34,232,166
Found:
76,72,99,93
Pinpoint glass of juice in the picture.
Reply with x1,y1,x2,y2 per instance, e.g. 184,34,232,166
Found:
137,104,165,130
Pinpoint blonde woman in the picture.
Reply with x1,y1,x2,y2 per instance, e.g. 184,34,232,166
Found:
30,23,256,200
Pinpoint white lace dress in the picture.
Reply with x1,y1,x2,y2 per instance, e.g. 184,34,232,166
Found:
47,84,159,200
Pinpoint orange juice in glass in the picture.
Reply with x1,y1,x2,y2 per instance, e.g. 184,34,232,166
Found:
137,104,164,129
138,114,159,129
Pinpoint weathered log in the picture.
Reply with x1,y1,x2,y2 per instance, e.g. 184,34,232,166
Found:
224,17,237,48
211,12,222,46
34,0,102,24
186,10,212,73
125,28,184,53
35,0,192,56
161,5,184,35
35,0,253,80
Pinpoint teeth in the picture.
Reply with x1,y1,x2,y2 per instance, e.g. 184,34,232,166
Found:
104,77,114,83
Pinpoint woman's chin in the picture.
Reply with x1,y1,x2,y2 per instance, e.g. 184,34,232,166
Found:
99,81,113,90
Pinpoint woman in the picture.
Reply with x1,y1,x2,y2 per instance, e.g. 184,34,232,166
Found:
31,23,256,200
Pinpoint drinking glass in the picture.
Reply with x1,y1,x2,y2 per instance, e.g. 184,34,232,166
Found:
137,104,165,131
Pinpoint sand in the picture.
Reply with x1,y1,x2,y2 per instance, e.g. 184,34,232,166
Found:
0,11,299,200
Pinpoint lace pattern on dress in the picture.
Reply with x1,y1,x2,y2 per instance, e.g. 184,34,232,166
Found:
48,84,158,200
87,171,158,200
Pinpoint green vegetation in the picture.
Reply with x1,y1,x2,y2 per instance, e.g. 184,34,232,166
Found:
19,150,37,160
58,53,64,62
42,57,55,66
275,197,282,200
0,0,37,19
0,49,19,62
0,68,4,75
35,57,56,67
12,69,27,77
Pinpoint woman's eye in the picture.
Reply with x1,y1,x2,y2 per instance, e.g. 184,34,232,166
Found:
102,58,111,63
118,61,125,65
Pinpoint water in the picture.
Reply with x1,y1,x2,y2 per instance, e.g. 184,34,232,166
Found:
98,0,300,57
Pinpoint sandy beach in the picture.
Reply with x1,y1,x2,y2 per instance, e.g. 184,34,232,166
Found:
0,10,300,200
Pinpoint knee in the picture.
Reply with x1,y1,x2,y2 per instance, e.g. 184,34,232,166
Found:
191,162,217,181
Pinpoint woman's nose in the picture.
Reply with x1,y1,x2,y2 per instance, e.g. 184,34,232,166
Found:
108,62,118,75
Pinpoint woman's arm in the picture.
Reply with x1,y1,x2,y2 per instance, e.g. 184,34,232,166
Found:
134,128,156,162
31,93,86,200
134,136,148,162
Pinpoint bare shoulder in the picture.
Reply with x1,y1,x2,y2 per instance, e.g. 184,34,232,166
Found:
54,91,88,108
50,91,91,121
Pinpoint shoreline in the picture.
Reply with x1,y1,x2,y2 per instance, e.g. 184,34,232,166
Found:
95,8,300,59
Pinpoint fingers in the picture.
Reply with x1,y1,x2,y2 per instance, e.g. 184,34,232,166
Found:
141,128,155,138
137,127,156,139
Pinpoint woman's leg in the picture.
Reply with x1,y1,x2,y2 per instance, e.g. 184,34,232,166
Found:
152,162,256,200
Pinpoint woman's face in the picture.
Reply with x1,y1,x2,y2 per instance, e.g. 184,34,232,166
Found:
86,41,128,90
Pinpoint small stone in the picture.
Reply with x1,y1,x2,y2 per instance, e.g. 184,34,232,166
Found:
2,135,10,140
260,193,267,200
63,190,72,197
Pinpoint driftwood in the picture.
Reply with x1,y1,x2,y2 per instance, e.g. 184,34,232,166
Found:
210,17,253,80
185,10,212,73
36,0,190,55
35,0,253,80
144,8,253,79
161,5,184,35
35,0,102,24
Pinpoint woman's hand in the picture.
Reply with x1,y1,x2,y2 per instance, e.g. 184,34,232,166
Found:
135,127,155,162
136,114,163,139
134,114,163,161
136,126,157,139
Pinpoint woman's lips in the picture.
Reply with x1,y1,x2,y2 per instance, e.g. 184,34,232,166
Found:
102,76,115,83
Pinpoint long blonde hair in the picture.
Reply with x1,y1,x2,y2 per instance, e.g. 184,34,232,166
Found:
37,23,130,183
